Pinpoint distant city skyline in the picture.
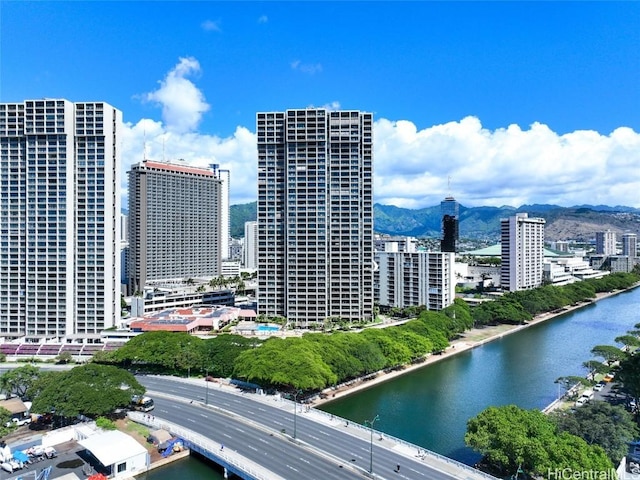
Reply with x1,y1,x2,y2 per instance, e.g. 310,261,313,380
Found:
2,2,639,209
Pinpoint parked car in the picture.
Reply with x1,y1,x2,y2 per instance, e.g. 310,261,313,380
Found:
593,383,605,392
575,397,588,407
4,417,31,428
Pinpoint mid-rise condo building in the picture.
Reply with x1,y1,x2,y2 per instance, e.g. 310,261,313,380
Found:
500,213,545,291
595,230,616,256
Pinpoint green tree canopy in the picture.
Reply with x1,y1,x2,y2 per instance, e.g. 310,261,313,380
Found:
590,345,628,365
233,337,337,391
551,402,638,463
200,334,262,378
106,331,205,373
29,364,144,418
465,405,612,477
0,365,44,399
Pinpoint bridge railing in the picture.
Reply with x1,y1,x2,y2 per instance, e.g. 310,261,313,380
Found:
128,411,284,480
308,406,499,480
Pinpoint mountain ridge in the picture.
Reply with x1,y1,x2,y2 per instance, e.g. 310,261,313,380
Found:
230,202,640,242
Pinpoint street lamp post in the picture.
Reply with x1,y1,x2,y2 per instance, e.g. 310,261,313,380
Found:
364,414,380,474
205,371,209,405
292,390,302,439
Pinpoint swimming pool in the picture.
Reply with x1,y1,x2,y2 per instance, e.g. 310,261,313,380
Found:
256,325,280,332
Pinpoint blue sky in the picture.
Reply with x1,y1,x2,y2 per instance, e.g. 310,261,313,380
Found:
2,1,639,208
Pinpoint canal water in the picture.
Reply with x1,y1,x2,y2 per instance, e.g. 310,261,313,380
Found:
139,286,640,476
320,287,640,465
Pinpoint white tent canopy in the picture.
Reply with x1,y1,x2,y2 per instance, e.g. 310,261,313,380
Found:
78,430,147,467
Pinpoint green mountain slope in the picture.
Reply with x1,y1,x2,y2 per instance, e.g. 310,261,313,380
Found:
230,202,640,241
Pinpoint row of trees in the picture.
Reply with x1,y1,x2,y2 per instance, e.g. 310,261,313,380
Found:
97,299,474,391
471,272,639,326
0,364,144,420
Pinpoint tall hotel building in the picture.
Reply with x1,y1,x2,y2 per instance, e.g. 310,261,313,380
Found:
127,161,222,293
500,213,545,291
256,109,374,326
0,99,121,340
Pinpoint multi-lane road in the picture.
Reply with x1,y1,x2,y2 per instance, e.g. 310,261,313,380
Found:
138,376,496,480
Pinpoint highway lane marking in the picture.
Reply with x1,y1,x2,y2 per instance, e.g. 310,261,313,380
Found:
233,427,246,433
407,467,426,476
319,430,330,436
258,407,266,412
247,445,258,452
199,413,208,418
258,438,269,444
308,434,320,440
286,465,299,472
187,418,196,423
247,410,255,415
273,420,284,426
299,458,311,465
222,433,232,439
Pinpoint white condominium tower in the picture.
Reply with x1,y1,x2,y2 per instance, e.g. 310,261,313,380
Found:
211,165,231,260
243,221,258,270
0,99,121,340
500,213,546,291
127,160,222,293
595,229,616,256
256,108,374,327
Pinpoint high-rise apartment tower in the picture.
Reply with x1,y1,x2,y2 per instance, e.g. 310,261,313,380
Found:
256,108,374,326
440,196,459,253
127,160,222,293
0,99,121,340
500,213,545,291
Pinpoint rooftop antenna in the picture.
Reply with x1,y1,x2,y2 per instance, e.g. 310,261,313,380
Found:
447,175,452,197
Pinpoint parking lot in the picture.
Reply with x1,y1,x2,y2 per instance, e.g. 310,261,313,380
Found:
0,436,101,480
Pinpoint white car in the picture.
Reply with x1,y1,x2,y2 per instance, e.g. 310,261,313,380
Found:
4,417,31,428
575,397,588,407
593,383,605,392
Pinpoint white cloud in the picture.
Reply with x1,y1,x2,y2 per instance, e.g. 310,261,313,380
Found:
374,117,640,208
143,57,210,134
290,60,323,75
257,15,268,24
125,60,640,211
201,19,221,32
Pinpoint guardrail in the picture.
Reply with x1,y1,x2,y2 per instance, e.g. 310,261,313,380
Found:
128,411,284,480
309,406,500,480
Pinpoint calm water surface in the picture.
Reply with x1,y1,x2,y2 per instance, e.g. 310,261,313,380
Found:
320,287,640,465
136,455,225,479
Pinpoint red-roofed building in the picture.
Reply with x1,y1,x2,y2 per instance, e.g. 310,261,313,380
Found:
129,306,244,333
